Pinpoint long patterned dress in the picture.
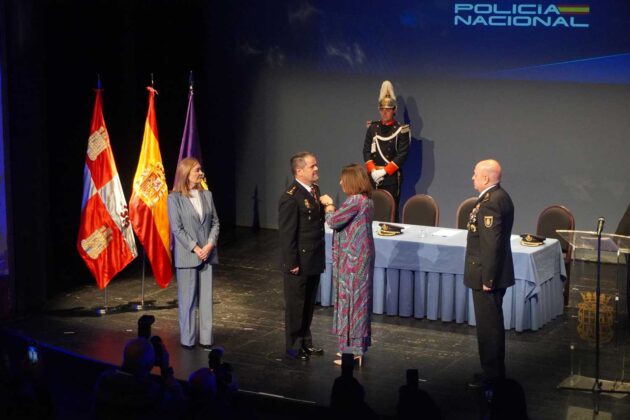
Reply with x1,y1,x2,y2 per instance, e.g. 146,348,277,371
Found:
326,194,375,355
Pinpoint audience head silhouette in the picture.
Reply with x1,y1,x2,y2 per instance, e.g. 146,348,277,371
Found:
397,369,440,420
121,338,155,377
330,353,376,418
489,378,528,420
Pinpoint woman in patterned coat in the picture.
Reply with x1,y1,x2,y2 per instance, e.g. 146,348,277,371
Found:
322,164,375,365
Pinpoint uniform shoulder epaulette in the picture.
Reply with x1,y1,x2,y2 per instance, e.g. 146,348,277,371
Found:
400,124,410,134
366,120,379,128
286,185,297,195
482,192,491,202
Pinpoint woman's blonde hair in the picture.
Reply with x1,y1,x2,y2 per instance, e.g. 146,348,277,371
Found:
340,164,372,198
173,157,202,197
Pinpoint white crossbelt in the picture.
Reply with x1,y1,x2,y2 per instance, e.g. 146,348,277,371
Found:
372,126,403,164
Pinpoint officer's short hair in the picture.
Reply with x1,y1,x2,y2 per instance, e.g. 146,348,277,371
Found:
290,151,315,175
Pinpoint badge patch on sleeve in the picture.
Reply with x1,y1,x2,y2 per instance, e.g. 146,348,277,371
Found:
484,216,493,228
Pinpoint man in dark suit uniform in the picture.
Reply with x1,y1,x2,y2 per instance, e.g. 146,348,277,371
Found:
464,159,515,388
278,152,326,361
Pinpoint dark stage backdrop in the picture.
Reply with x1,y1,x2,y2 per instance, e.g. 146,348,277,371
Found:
229,1,630,233
2,0,235,310
0,46,6,278
2,0,630,311
0,0,12,318
39,1,235,297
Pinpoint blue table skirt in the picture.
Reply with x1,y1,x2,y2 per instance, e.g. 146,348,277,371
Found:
318,223,566,332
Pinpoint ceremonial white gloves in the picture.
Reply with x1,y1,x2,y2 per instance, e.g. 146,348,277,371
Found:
371,168,386,184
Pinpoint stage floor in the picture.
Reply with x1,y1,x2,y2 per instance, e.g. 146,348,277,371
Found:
4,227,630,419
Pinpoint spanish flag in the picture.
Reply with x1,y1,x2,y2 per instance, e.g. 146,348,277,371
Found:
129,87,173,288
77,88,138,289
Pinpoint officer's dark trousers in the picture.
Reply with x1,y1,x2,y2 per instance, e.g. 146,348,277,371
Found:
472,288,507,382
284,273,320,351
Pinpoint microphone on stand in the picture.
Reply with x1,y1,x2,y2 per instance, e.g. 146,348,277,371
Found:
596,217,605,236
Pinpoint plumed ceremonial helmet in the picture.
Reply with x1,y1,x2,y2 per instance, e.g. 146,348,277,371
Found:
378,80,397,109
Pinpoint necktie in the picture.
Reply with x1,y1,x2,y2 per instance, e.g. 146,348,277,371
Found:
310,186,318,201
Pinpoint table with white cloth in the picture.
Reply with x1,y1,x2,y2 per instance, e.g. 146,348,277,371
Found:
317,223,566,332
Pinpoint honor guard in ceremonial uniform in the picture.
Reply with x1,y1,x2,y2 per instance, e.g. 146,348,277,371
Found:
278,152,327,361
363,80,410,219
464,159,515,391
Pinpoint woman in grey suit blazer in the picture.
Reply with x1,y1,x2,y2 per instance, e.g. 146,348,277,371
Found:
168,157,219,349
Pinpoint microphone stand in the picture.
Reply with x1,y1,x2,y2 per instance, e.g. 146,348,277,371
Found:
593,218,604,412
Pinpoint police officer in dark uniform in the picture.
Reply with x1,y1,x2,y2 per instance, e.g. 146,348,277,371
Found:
363,80,410,219
278,152,327,361
464,159,515,389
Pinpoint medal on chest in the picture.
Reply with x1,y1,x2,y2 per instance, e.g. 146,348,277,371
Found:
304,199,313,220
467,204,480,233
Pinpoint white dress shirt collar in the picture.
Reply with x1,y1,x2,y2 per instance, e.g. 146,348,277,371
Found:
478,183,498,199
296,179,313,193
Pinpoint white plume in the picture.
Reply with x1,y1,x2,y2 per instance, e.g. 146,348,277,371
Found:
379,80,396,102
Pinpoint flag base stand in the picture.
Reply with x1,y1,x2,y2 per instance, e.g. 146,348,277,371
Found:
127,300,157,311
558,374,630,396
93,304,126,316
94,287,110,316
95,307,108,316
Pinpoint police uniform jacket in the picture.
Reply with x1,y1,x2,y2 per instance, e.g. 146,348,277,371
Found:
363,120,410,187
278,180,326,276
464,184,515,290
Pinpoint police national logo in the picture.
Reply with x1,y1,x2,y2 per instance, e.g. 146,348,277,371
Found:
454,3,590,28
134,162,167,208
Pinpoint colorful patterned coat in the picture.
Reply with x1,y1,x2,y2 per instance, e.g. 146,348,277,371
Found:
326,194,375,354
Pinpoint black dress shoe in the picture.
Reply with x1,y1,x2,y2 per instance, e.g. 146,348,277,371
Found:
467,375,499,390
466,373,487,390
181,344,195,350
287,348,310,361
466,379,484,390
303,346,324,355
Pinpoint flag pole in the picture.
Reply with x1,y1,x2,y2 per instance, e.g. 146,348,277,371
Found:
95,287,108,316
137,250,146,310
129,72,173,304
140,72,154,310
132,73,156,312
130,245,147,311
90,74,110,316
95,73,108,316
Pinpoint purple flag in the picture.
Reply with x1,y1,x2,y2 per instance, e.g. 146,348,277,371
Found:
175,86,207,189
178,88,202,163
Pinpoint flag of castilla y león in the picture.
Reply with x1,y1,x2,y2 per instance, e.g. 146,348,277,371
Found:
77,89,138,289
129,87,173,288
